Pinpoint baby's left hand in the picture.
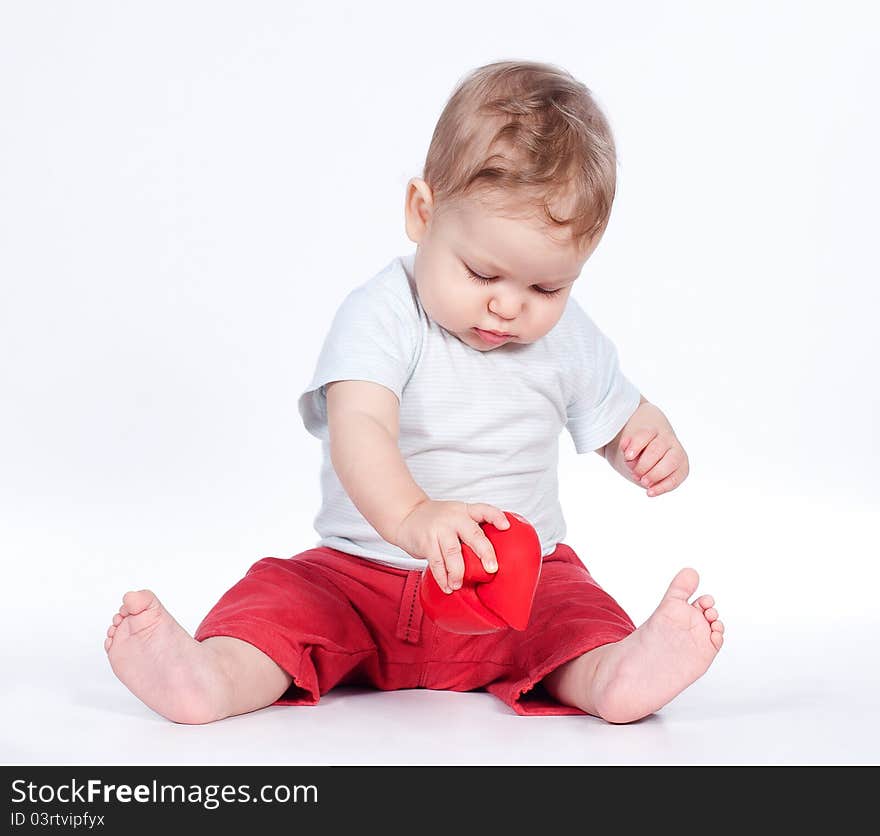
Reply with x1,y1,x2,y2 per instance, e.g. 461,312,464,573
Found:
613,403,689,497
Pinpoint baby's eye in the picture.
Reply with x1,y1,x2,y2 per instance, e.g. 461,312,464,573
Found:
463,265,562,298
466,266,495,282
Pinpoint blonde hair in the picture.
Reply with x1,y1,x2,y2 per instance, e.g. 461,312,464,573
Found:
422,60,617,248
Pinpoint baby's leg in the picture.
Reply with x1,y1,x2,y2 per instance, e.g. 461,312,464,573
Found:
543,568,724,723
105,590,292,724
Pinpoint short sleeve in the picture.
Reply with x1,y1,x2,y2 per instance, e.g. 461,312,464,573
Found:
297,278,420,441
565,301,641,454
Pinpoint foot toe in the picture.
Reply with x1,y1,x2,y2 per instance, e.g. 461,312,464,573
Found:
665,567,699,601
104,636,112,652
703,607,718,622
696,594,714,610
711,620,724,634
122,589,157,617
710,631,724,651
112,613,123,626
107,624,117,638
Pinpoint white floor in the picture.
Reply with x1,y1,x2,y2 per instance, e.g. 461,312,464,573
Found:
2,618,878,765
3,483,878,766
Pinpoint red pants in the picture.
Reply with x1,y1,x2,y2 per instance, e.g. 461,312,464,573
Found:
193,543,636,716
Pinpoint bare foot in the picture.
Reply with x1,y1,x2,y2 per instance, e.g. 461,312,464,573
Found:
105,590,233,724
591,568,724,723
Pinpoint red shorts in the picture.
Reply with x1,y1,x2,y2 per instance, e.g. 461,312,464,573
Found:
193,543,636,716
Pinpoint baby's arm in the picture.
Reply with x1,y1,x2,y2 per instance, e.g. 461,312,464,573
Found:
597,395,648,460
326,379,508,591
326,380,428,544
600,395,691,497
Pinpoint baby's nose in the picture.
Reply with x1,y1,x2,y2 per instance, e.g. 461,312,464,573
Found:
488,299,520,319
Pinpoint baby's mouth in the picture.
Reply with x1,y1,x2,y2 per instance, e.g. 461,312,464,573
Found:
473,327,513,345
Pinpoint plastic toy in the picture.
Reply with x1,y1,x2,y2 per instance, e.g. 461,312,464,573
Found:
419,511,542,634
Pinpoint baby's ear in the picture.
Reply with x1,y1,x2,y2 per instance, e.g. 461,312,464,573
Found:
405,179,435,242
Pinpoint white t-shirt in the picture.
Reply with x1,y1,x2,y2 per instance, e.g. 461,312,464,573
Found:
297,252,641,570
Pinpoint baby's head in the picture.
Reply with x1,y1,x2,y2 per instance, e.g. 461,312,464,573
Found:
405,60,617,351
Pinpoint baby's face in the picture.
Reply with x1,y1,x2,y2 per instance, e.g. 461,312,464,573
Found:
405,180,599,351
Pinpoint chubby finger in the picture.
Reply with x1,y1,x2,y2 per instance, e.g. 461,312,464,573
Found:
461,522,498,574
621,428,657,464
466,503,510,531
619,436,637,471
631,436,670,478
637,448,677,487
645,470,682,497
425,544,451,594
438,530,466,591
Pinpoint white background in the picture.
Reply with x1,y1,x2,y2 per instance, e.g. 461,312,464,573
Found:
1,0,877,765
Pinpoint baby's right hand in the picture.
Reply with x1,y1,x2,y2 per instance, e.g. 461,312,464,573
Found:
392,500,510,594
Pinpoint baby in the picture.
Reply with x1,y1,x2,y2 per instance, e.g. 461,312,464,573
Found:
105,60,723,724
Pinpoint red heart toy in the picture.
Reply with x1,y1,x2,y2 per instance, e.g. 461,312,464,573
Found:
419,511,542,634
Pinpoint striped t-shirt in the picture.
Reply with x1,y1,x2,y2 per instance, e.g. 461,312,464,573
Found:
297,252,641,570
